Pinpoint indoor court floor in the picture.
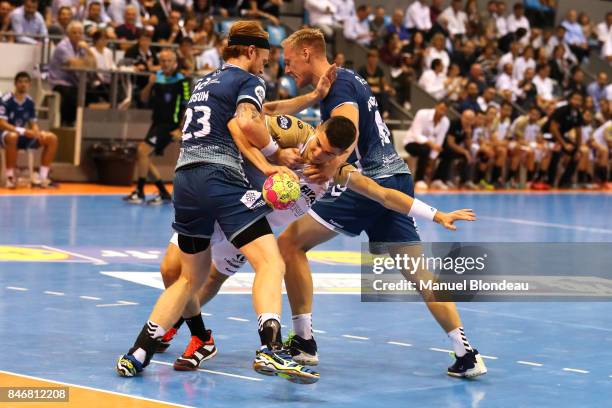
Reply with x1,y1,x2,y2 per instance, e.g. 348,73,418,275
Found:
1,186,611,407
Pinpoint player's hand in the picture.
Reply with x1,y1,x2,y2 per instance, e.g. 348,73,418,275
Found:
314,64,337,100
266,165,299,182
23,129,37,139
276,148,304,168
434,209,476,231
303,163,335,184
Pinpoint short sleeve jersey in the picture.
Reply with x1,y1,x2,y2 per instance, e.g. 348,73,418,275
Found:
320,68,409,179
176,64,267,172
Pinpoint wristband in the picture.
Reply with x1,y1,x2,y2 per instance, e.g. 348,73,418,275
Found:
15,127,25,136
408,198,437,221
261,138,279,157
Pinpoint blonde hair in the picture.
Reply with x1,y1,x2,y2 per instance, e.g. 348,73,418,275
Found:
223,20,269,60
281,28,326,55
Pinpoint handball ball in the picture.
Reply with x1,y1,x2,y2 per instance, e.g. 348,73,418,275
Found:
262,173,301,210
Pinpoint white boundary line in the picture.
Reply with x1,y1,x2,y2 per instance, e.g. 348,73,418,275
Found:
342,334,369,340
80,296,101,300
479,215,612,234
41,245,108,265
387,341,412,347
44,291,65,296
6,286,28,291
517,361,543,367
227,317,249,322
150,360,262,382
0,369,194,407
562,368,589,374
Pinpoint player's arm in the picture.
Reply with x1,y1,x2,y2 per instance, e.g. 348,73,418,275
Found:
140,73,156,103
262,64,337,115
0,117,36,138
343,168,476,231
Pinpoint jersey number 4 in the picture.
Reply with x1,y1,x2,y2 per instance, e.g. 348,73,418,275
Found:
182,106,211,140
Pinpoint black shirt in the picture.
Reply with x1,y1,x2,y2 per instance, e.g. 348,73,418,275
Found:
544,104,584,136
149,71,190,126
444,119,469,148
357,65,384,93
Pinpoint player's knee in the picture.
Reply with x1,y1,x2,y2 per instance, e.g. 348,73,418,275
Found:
4,132,18,145
277,231,302,260
160,255,181,286
45,132,58,146
137,142,150,157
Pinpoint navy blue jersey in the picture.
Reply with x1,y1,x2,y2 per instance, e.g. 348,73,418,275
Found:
176,64,266,172
320,68,409,179
0,92,36,127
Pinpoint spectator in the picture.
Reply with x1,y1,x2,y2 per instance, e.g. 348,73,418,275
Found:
506,2,530,37
0,72,58,189
548,44,570,85
404,0,431,35
588,72,609,113
465,0,480,27
402,30,426,75
404,101,450,189
48,5,72,39
384,8,410,45
89,30,115,102
480,0,498,38
533,63,555,106
125,31,159,104
477,86,499,111
516,66,538,108
561,9,589,63
458,81,482,113
379,32,414,109
180,14,199,40
494,0,508,38
240,0,281,26
304,0,338,39
596,12,612,46
343,4,371,46
214,0,240,17
513,45,535,82
48,21,96,127
10,0,47,44
564,66,587,99
444,63,466,101
108,0,142,26
578,12,597,49
429,0,444,26
418,58,446,100
432,109,476,190
195,16,219,48
369,5,388,46
177,36,196,76
196,35,225,72
333,52,346,68
333,0,356,27
451,40,478,76
358,49,393,118
83,1,114,38
115,4,140,47
476,42,499,83
192,0,211,24
496,62,519,101
153,9,183,44
149,0,173,26
546,25,577,64
0,0,13,41
497,40,519,74
424,32,450,72
439,0,467,38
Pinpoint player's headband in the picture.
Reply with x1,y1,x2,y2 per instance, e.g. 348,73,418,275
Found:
227,35,270,50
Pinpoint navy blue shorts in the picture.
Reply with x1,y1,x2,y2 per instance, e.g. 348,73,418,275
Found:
309,173,420,247
0,131,40,149
144,124,174,156
172,163,272,242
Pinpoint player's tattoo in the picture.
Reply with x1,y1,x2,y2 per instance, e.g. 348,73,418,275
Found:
236,103,260,121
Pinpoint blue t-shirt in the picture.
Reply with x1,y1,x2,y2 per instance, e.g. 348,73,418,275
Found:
0,92,36,128
320,68,409,179
176,64,266,172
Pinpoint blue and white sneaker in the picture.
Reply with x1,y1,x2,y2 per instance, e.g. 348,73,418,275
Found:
253,346,319,384
116,354,144,377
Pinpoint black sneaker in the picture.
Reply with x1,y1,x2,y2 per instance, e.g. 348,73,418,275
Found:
146,194,172,206
447,349,487,378
285,332,318,366
123,190,144,204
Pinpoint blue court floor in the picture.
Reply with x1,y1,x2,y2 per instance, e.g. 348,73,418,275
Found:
1,191,611,407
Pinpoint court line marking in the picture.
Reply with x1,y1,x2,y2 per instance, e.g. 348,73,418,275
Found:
201,312,212,316
96,302,139,307
517,361,543,367
6,286,28,291
479,215,612,234
41,245,108,265
118,300,138,305
80,295,102,301
43,291,65,296
480,355,498,360
342,334,369,340
387,341,412,347
0,369,194,408
562,368,589,374
313,329,327,334
150,360,262,382
429,347,453,353
227,317,249,322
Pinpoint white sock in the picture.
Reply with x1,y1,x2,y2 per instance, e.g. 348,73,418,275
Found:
292,313,313,340
133,348,147,364
40,166,49,180
447,327,473,357
257,313,281,330
6,168,14,178
146,320,166,339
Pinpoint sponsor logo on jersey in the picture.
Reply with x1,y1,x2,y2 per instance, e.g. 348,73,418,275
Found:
255,86,265,104
277,115,292,130
300,184,317,206
240,190,264,209
297,120,304,129
328,219,344,229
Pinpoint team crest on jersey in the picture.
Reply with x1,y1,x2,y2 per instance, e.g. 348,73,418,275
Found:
297,120,304,129
240,190,265,209
277,115,292,130
255,86,265,104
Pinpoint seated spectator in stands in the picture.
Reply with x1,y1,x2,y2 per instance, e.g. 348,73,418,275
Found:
369,5,388,46
588,72,609,113
424,32,450,72
404,101,450,189
213,0,240,17
334,52,348,68
343,4,371,46
565,66,586,98
513,45,535,82
240,0,281,26
547,44,570,85
467,63,487,93
0,1,14,42
153,9,183,44
48,6,73,40
125,30,159,105
506,2,530,37
497,40,519,74
84,1,115,38
451,40,478,77
532,63,555,106
404,0,431,35
546,25,578,64
89,30,116,102
439,0,467,38
358,49,394,118
516,66,537,108
304,0,338,39
402,30,426,77
179,14,199,40
196,35,225,72
596,12,612,47
48,21,96,127
458,82,482,113
496,62,519,101
477,86,499,112
108,0,142,27
379,33,414,109
432,109,476,190
418,58,446,100
384,8,410,46
561,9,589,63
194,16,219,48
493,0,508,38
10,0,47,44
177,37,196,76
0,72,58,189
444,63,466,102
429,0,444,26
115,4,141,47
476,42,499,84
192,0,211,24
578,12,597,49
